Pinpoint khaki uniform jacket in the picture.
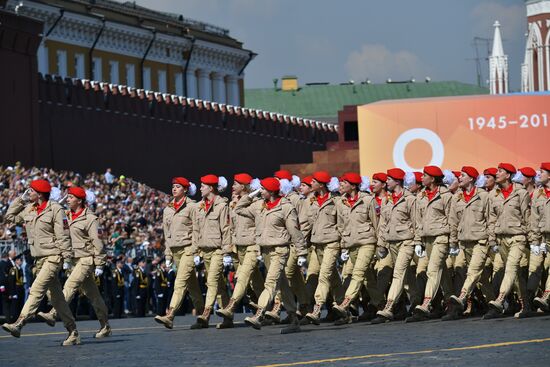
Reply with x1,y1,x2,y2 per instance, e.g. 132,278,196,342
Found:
309,193,342,245
339,192,379,248
194,195,231,253
531,188,550,242
377,190,416,246
254,198,308,256
162,197,196,257
286,191,301,210
67,207,106,266
449,188,490,245
415,186,453,241
488,184,532,242
230,195,263,247
6,197,72,259
298,193,315,241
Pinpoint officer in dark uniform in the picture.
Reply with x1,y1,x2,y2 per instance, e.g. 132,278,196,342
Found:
154,262,169,316
7,255,24,323
132,258,149,317
166,264,176,308
0,251,15,322
112,259,125,318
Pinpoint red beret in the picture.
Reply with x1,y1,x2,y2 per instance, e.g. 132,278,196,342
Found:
274,170,292,180
372,172,387,183
261,177,280,192
387,168,405,181
461,166,479,179
172,177,190,187
234,173,253,185
541,162,550,172
302,176,313,186
498,163,516,174
414,172,423,183
423,165,443,178
341,172,362,185
452,171,461,179
312,171,331,184
30,179,51,193
68,186,86,200
519,167,536,178
484,167,497,176
201,174,218,185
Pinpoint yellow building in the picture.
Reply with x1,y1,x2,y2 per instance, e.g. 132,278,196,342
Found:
6,0,254,105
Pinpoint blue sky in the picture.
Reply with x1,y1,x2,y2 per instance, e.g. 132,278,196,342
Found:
138,0,528,90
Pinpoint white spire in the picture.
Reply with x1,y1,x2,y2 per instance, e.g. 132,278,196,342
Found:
489,20,509,94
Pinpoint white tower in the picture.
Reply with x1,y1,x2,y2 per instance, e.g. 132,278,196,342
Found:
489,21,509,94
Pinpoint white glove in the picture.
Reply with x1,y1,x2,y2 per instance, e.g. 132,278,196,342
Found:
194,256,201,266
11,295,18,299
415,244,424,257
223,255,233,267
248,189,261,198
530,244,541,256
297,256,307,267
63,262,72,270
449,246,460,257
257,255,263,262
340,250,349,262
491,244,500,253
376,246,388,259
0,285,5,293
157,294,164,298
95,267,104,277
21,189,30,201
165,259,173,267
136,295,141,299
540,243,547,254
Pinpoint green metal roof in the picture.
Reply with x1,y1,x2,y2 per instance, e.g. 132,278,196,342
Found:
245,81,489,120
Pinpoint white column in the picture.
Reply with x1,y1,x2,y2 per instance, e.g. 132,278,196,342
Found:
197,69,211,100
186,68,197,98
38,42,49,75
226,75,240,106
211,72,226,104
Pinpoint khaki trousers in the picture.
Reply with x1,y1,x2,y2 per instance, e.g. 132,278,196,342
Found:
376,250,395,295
313,242,345,306
231,245,264,302
345,244,384,306
305,247,320,300
527,251,545,294
257,246,296,313
386,240,415,304
201,248,229,309
457,240,490,299
169,246,204,313
21,255,76,329
496,235,527,301
285,246,309,306
422,235,451,305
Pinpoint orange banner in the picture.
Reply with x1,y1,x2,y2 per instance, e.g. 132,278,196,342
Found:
358,94,550,174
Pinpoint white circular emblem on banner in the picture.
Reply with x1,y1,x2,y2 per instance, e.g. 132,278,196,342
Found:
393,128,444,171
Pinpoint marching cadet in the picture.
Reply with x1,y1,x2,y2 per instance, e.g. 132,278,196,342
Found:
132,258,149,317
154,261,169,316
484,163,533,319
37,186,111,338
532,163,550,311
333,173,384,322
215,173,265,328
7,255,24,323
241,178,308,334
371,169,418,324
155,177,204,329
192,174,231,328
305,171,346,325
112,258,125,318
445,167,492,320
407,166,453,322
2,180,80,345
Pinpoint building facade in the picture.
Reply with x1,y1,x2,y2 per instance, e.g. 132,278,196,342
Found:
5,0,254,105
522,0,550,92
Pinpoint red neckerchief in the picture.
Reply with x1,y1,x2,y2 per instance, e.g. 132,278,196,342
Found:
545,188,550,199
501,184,513,199
347,193,359,207
173,197,185,211
35,201,48,215
426,187,439,201
392,192,403,205
463,187,476,203
204,197,214,212
266,197,282,210
375,196,382,207
71,208,85,220
317,192,330,207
